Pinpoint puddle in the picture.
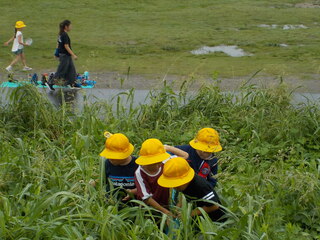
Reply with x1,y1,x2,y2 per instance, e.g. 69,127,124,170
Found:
190,45,253,57
258,24,308,30
295,3,320,8
283,24,308,30
258,24,278,29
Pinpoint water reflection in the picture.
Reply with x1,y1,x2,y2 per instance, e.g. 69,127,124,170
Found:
46,89,79,109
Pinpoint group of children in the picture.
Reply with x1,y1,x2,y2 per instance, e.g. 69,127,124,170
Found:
100,128,226,222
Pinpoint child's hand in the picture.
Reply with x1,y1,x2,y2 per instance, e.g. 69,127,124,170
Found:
122,194,131,201
122,188,135,201
3,42,9,46
163,209,173,217
72,55,78,60
191,209,200,217
174,210,182,219
88,179,97,187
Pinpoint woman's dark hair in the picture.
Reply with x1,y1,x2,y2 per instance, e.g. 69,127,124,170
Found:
59,20,71,35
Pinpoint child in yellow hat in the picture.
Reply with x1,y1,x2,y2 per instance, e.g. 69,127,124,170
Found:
134,138,188,216
100,132,138,202
176,128,222,187
158,157,225,222
4,21,32,72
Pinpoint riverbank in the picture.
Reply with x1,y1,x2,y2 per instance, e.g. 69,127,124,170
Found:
1,70,320,93
1,84,319,239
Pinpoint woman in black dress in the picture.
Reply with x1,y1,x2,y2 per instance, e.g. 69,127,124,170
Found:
50,20,78,90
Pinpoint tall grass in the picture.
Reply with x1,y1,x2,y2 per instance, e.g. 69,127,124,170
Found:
0,82,319,239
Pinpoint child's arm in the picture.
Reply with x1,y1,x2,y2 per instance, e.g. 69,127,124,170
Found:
191,205,219,217
164,145,189,159
145,197,172,216
127,188,137,195
17,34,29,46
64,44,78,59
4,36,14,46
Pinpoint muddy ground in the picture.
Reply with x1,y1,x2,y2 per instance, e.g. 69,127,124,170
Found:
1,71,319,93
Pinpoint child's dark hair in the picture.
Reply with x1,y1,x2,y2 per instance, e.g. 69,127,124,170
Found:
59,20,71,35
14,28,17,38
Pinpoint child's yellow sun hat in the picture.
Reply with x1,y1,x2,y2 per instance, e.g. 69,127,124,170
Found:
15,21,26,28
189,128,222,153
158,157,195,188
135,138,171,165
100,132,134,159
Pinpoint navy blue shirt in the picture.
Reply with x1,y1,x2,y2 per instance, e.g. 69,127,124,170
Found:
105,156,138,191
176,144,218,187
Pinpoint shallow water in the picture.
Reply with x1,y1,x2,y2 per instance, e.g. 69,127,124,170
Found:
1,88,319,111
258,24,308,30
258,24,278,29
47,88,151,110
283,24,308,30
190,45,252,57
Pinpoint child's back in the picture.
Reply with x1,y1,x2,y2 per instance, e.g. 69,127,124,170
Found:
158,157,226,222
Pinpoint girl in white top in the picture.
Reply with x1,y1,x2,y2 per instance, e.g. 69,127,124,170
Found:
4,21,32,72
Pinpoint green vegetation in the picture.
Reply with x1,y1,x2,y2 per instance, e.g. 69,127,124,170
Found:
0,0,320,78
0,81,319,239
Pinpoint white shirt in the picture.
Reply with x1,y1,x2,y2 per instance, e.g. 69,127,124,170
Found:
12,31,24,52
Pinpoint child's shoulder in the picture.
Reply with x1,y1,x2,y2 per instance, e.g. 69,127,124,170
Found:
207,155,218,163
187,174,212,191
175,144,192,151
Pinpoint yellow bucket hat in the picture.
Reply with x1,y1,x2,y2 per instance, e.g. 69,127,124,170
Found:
189,128,222,153
100,132,134,159
158,157,195,188
15,21,26,28
135,138,171,165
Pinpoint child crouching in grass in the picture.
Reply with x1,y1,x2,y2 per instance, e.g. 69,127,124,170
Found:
134,138,188,216
158,157,226,222
100,132,138,203
176,127,222,187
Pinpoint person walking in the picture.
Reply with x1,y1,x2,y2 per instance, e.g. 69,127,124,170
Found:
4,21,32,72
51,20,78,90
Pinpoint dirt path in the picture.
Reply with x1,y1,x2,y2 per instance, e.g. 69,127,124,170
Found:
1,70,319,93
